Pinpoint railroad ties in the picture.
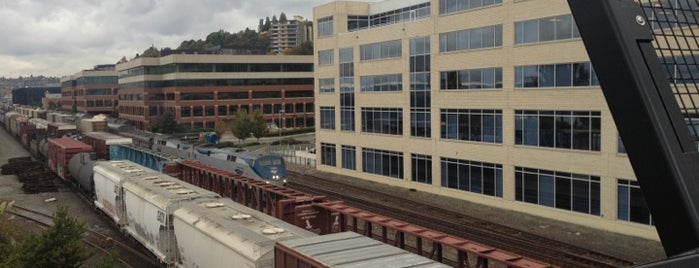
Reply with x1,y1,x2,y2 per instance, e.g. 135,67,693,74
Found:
1,157,58,193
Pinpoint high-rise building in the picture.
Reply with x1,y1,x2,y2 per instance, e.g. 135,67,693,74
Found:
116,54,315,130
271,15,313,54
313,0,655,239
60,64,118,114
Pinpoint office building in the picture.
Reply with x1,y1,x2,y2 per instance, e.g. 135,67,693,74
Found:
313,0,655,239
60,64,119,115
271,15,313,54
116,54,315,130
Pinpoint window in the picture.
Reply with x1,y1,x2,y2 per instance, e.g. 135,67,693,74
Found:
515,14,580,44
285,91,314,98
321,143,336,166
618,134,626,154
515,167,600,215
411,35,432,138
342,145,356,170
440,109,503,143
218,92,248,100
514,62,599,88
439,25,503,53
361,108,403,135
319,78,335,93
440,68,503,90
320,107,335,130
349,3,430,32
412,154,432,184
617,179,653,225
180,93,214,101
439,0,502,15
318,16,334,37
363,148,403,179
339,47,355,132
360,40,402,61
252,91,281,99
360,74,403,92
318,49,334,66
514,110,601,151
441,157,503,197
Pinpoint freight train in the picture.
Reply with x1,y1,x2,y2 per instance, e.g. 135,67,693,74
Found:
0,108,287,185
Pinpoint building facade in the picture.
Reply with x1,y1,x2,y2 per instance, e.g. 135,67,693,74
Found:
116,54,315,130
271,15,313,54
60,65,119,115
12,86,61,106
313,0,656,239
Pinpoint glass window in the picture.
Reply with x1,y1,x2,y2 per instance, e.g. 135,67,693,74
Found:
516,167,600,215
515,110,601,151
441,157,503,197
320,107,335,129
318,16,334,37
342,145,356,170
515,15,579,44
440,25,502,53
363,148,403,179
321,143,336,166
318,49,334,65
412,154,432,184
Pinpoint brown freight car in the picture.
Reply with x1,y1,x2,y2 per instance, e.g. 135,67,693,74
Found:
47,138,94,180
80,132,132,160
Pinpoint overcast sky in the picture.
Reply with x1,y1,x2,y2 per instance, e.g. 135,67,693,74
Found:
0,0,334,78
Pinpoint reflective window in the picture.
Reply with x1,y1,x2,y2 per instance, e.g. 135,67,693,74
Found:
514,62,599,88
440,25,502,52
318,49,334,66
440,109,502,143
514,14,580,44
617,179,653,225
515,110,601,151
515,167,600,215
342,145,356,170
412,154,432,184
361,74,403,92
441,157,503,197
318,16,334,37
363,148,403,179
360,40,402,61
440,67,502,90
361,107,403,135
321,143,336,166
320,107,335,130
439,0,502,15
319,78,335,93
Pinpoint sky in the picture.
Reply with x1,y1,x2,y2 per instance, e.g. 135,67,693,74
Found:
0,0,333,78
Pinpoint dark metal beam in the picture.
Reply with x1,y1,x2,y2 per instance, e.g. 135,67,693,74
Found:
567,0,699,257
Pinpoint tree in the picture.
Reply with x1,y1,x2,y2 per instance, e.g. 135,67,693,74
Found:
117,56,128,64
282,41,313,55
141,46,161,57
258,19,265,32
155,110,179,134
249,109,269,140
271,15,278,23
3,207,91,268
214,120,228,140
264,17,271,31
231,109,251,143
279,12,288,23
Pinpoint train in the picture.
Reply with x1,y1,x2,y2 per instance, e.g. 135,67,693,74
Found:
0,107,288,185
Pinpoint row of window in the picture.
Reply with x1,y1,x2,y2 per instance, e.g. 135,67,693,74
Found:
515,62,599,88
119,78,313,90
361,107,403,135
118,63,313,78
440,68,503,90
320,143,652,224
360,74,403,92
360,40,403,61
439,25,503,52
515,110,601,151
179,103,314,117
441,109,503,143
439,0,502,15
347,2,431,32
514,15,580,44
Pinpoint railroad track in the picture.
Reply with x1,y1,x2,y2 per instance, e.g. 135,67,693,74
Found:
288,171,635,268
6,204,160,268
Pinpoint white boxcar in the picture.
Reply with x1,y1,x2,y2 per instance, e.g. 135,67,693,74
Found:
172,198,316,268
275,232,451,268
93,161,158,226
122,173,220,265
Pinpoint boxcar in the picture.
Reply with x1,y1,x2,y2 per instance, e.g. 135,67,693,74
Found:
47,138,93,180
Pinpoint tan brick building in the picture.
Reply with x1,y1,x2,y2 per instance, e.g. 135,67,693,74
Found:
313,0,656,240
60,64,118,115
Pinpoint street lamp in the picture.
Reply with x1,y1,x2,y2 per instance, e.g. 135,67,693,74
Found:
279,109,284,145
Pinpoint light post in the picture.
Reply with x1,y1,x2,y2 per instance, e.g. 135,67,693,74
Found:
278,109,284,145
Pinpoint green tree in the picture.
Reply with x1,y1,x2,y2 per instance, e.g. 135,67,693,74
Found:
231,109,251,143
264,17,271,31
3,207,90,268
141,46,161,57
282,41,313,55
279,12,288,23
249,109,269,140
271,15,278,23
155,110,179,134
258,19,265,32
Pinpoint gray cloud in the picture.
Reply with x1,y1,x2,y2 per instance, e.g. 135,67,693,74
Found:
0,0,333,77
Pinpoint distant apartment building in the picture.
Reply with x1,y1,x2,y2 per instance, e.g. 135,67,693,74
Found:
60,64,118,115
271,15,313,54
313,0,660,240
12,86,61,106
115,54,315,130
